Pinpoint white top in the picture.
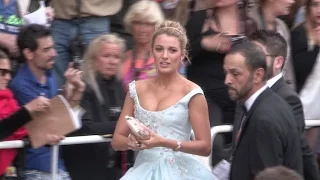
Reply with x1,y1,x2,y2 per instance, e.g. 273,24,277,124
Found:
300,53,320,120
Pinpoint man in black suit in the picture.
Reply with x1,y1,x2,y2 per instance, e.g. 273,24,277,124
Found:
249,30,320,180
224,41,303,180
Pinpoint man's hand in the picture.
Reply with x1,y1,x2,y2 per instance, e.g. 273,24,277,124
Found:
24,96,51,115
64,63,85,92
64,63,85,106
45,6,55,22
46,134,65,145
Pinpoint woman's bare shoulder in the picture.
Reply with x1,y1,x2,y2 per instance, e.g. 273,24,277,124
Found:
181,78,202,94
134,78,154,92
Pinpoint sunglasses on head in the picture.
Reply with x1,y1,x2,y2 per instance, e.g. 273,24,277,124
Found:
0,68,12,76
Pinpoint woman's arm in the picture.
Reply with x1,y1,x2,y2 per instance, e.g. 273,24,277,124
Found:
186,11,231,59
161,94,211,156
0,95,50,140
0,107,31,141
111,93,134,151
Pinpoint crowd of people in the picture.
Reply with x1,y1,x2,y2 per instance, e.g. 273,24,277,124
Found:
0,0,319,180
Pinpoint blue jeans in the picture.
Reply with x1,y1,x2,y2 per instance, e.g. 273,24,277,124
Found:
24,170,71,180
51,16,110,88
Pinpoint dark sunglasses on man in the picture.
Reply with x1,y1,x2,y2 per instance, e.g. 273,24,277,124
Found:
0,68,12,77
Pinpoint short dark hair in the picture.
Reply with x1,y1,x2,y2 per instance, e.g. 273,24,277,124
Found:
228,40,267,81
255,166,303,180
17,24,52,62
249,30,287,63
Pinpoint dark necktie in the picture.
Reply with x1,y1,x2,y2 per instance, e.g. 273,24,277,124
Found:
235,104,247,144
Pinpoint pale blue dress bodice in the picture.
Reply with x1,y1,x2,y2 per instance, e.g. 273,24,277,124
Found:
120,81,216,180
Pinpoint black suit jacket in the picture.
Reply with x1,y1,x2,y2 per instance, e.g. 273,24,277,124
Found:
230,88,303,180
271,77,320,180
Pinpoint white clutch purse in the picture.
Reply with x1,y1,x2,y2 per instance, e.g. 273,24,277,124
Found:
125,115,150,139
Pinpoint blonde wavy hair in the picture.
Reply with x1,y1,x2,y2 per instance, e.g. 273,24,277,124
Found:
152,20,190,62
124,0,165,33
82,34,126,103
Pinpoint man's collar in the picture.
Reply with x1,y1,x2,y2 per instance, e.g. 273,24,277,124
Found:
21,64,52,86
244,84,268,112
266,73,283,87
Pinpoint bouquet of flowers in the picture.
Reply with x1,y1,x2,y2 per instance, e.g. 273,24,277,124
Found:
125,115,150,139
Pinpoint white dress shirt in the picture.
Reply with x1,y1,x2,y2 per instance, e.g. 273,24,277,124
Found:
266,73,283,88
244,85,268,112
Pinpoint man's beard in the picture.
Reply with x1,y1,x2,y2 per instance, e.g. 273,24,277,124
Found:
38,59,54,71
266,63,274,80
228,75,254,101
39,65,52,71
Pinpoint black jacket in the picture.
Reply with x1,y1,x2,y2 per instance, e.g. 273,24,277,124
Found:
0,107,31,141
62,77,125,180
291,23,320,93
271,77,320,180
230,88,303,180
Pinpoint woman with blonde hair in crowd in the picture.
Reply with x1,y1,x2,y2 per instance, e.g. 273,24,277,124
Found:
62,34,126,180
122,0,165,90
112,20,216,180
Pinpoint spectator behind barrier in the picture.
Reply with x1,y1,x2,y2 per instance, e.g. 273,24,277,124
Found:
122,0,165,90
291,0,320,170
247,0,296,89
62,34,126,180
50,0,123,89
10,24,84,180
250,30,320,180
0,50,28,178
0,0,54,75
185,0,244,167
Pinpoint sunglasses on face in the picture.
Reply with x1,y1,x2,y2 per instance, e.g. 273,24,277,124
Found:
0,68,12,77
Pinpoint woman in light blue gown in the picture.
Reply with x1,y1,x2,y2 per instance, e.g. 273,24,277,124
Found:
112,20,216,180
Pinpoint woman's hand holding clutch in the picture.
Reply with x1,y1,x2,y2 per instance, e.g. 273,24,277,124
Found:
127,134,142,151
125,116,151,140
126,115,164,150
127,129,165,151
138,130,165,150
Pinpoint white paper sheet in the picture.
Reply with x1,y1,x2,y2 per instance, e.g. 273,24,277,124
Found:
23,1,47,25
58,95,84,129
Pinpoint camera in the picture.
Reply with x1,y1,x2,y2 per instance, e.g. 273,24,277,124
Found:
228,35,247,47
70,37,87,69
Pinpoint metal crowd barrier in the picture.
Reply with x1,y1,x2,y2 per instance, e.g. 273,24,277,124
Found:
0,135,111,180
198,120,320,170
0,120,319,179
305,120,320,128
